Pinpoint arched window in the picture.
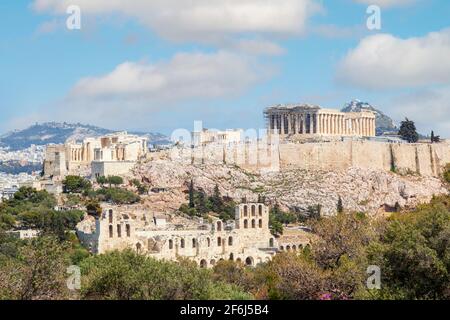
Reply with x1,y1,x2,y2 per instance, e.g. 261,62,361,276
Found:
210,259,216,266
280,246,284,251
244,219,248,229
286,245,291,251
109,225,113,238
200,259,207,268
229,253,234,261
207,237,211,247
126,224,131,237
192,238,197,248
217,237,221,246
251,219,256,228
269,238,274,247
228,236,233,246
136,243,142,252
216,221,222,232
117,224,121,237
181,238,185,248
258,219,262,228
169,239,173,249
108,209,113,223
251,205,256,216
292,245,297,251
243,205,248,217
245,257,253,266
258,205,263,216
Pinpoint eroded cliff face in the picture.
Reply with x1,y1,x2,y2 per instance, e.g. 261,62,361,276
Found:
132,159,448,216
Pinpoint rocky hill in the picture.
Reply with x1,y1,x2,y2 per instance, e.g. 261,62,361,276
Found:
341,100,398,136
132,159,448,216
0,122,170,151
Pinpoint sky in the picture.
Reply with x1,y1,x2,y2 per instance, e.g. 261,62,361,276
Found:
0,0,449,137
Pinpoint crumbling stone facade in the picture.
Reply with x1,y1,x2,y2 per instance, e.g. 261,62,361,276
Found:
77,203,295,267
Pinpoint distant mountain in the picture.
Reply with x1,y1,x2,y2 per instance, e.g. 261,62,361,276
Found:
341,100,398,136
0,122,170,151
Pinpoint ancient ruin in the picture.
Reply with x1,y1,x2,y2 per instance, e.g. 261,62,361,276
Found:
77,203,310,267
264,104,376,137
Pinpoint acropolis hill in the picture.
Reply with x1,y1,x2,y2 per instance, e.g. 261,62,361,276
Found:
43,103,450,218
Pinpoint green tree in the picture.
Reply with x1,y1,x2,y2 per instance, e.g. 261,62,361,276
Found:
431,131,441,143
62,175,92,193
79,250,251,300
398,118,419,143
188,179,195,208
107,176,124,188
337,196,344,213
0,236,71,300
96,176,107,186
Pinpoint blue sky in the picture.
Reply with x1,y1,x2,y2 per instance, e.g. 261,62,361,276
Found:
1,0,449,137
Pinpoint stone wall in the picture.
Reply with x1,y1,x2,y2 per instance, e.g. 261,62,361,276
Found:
170,140,450,177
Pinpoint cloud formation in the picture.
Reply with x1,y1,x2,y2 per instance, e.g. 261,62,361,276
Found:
32,0,321,43
336,29,450,89
389,86,450,137
70,51,271,101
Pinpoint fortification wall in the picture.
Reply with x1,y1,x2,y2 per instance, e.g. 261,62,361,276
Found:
172,140,450,177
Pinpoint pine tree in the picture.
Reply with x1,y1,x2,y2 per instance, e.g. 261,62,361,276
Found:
431,131,441,143
337,196,344,213
398,118,419,143
188,179,195,208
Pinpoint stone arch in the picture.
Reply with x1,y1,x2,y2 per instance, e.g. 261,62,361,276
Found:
292,245,297,251
269,238,274,247
258,219,262,228
243,205,248,217
244,219,248,229
228,236,233,246
280,245,284,251
245,257,254,266
286,245,291,251
251,205,256,216
168,239,173,249
251,219,256,228
200,259,207,268
229,253,234,261
136,243,142,252
216,221,222,232
181,238,185,248
109,225,113,238
210,259,216,266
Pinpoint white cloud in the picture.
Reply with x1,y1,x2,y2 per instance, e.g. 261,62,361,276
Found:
31,51,275,129
70,51,271,101
32,0,321,43
389,86,450,137
336,29,450,89
353,0,416,8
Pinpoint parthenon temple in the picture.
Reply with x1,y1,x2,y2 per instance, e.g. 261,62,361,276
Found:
264,104,376,137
